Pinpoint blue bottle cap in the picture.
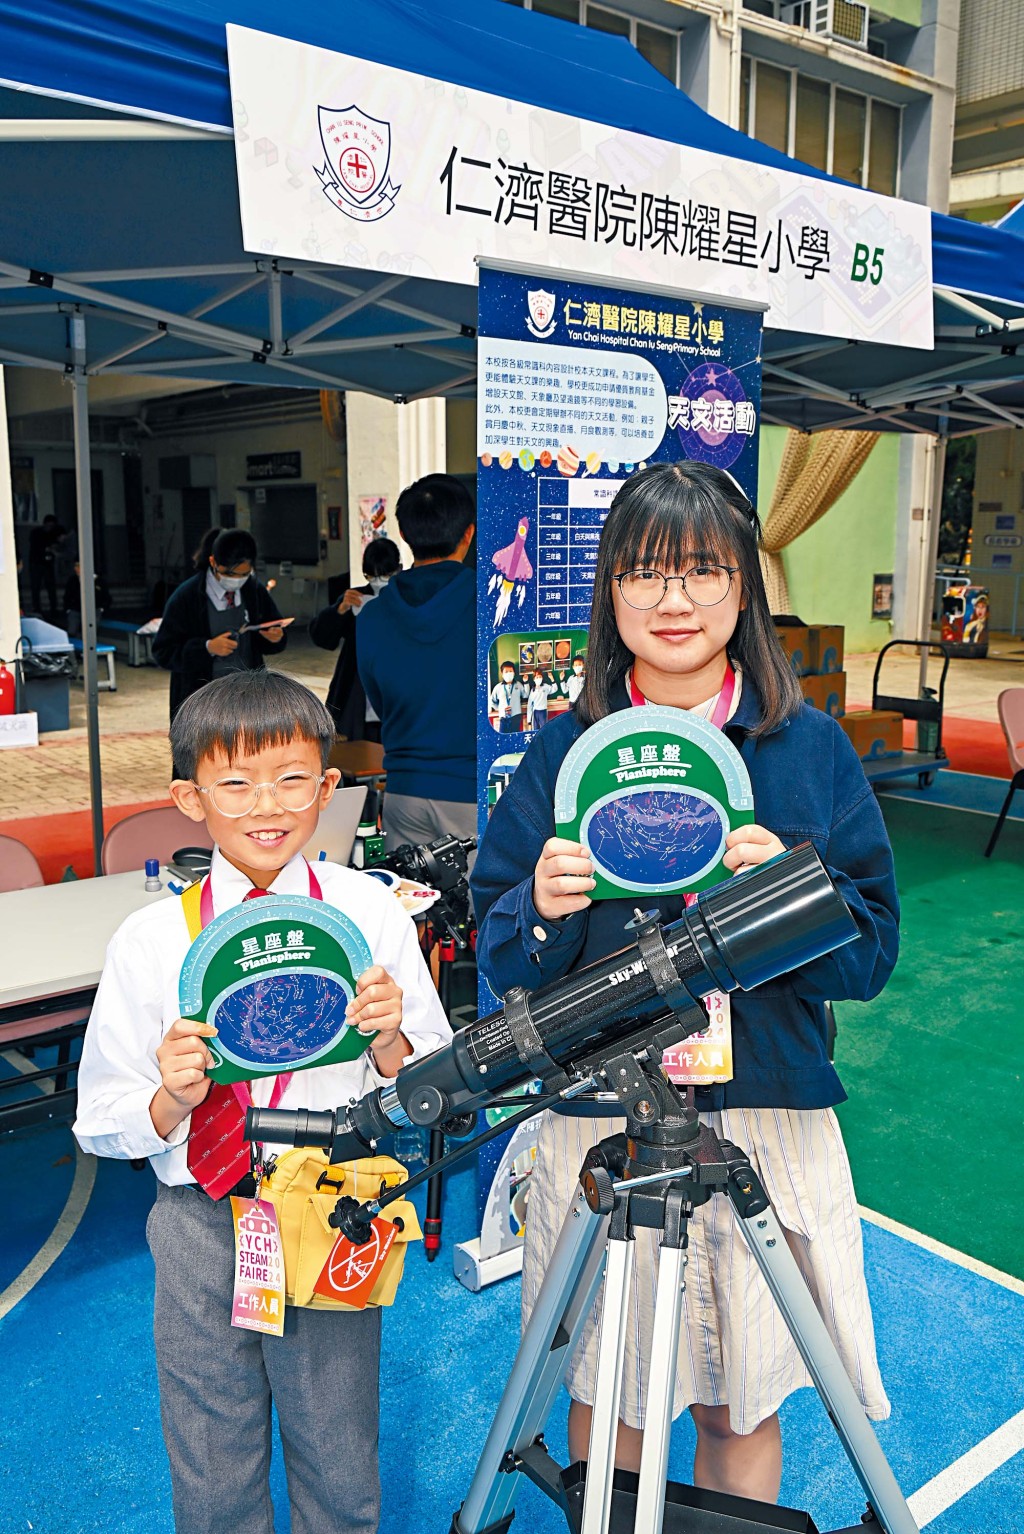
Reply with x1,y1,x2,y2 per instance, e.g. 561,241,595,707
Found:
145,858,159,877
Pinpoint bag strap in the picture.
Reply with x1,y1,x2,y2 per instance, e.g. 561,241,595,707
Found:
181,878,204,942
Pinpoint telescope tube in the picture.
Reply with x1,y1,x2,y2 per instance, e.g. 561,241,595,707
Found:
247,843,856,1161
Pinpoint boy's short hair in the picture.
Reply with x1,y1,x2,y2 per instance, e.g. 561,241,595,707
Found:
395,474,475,560
362,537,401,579
170,671,335,780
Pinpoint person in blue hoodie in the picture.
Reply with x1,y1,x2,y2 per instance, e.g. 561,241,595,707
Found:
358,474,477,851
471,462,899,1505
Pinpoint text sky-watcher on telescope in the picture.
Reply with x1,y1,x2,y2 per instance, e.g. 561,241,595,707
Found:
246,843,858,1162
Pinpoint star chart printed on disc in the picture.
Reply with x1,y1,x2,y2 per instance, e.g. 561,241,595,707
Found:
178,894,374,1083
554,707,755,900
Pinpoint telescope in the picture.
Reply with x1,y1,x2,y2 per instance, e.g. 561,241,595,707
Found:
246,842,857,1164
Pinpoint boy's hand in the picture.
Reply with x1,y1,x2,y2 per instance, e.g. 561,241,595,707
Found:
151,1019,217,1140
348,966,403,1048
533,837,595,921
338,589,364,614
260,624,285,644
348,966,412,1077
723,824,786,874
156,1019,218,1109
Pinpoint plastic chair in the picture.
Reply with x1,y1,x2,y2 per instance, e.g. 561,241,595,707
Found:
101,806,213,875
0,835,45,891
984,688,1024,858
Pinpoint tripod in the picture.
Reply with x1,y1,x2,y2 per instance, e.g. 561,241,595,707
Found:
452,1063,918,1534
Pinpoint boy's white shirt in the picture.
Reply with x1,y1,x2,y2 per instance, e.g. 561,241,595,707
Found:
73,847,452,1184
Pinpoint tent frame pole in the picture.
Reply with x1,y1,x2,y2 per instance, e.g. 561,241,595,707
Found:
70,310,104,877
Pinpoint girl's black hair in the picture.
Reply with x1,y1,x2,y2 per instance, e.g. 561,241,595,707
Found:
170,670,335,780
577,460,802,735
362,536,401,579
193,526,258,571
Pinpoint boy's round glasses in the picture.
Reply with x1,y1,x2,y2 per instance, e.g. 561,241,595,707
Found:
193,772,325,818
613,565,739,610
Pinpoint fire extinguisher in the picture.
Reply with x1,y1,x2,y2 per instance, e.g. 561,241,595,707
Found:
0,661,15,716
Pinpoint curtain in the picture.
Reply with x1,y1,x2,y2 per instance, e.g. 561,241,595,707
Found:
759,429,879,613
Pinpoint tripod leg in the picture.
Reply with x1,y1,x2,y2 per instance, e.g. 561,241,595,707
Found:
456,1186,608,1534
633,1190,689,1534
728,1169,919,1534
424,1126,444,1260
581,1228,636,1534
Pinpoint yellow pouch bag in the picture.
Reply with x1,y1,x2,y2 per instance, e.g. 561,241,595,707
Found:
261,1148,421,1311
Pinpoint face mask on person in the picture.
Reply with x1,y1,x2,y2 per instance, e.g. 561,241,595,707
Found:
368,577,390,594
215,573,248,593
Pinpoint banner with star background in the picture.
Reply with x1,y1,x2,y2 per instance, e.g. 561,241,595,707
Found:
463,267,762,1287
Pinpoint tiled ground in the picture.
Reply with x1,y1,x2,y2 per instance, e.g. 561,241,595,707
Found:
2,637,336,821
1,630,1020,823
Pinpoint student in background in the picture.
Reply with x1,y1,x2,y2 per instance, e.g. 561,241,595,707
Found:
561,653,587,705
63,560,112,638
153,528,286,721
310,538,401,742
358,475,476,852
490,660,525,734
525,668,557,731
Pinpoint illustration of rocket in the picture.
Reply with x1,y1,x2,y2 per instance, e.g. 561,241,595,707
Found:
488,517,534,626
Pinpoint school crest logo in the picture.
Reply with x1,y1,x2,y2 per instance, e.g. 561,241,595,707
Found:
316,106,400,222
526,288,557,339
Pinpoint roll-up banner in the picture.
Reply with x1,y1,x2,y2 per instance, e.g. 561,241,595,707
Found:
453,264,763,1290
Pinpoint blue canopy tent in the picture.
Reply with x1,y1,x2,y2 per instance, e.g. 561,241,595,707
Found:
4,0,1024,868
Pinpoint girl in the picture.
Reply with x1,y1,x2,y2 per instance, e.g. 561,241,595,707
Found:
470,461,898,1502
525,668,558,730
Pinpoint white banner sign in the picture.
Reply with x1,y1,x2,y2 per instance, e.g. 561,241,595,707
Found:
227,25,933,349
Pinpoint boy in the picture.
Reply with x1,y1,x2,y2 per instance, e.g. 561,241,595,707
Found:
74,670,451,1534
489,659,525,733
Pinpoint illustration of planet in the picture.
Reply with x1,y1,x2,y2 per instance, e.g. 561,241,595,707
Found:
607,459,620,473
557,445,580,477
481,453,492,468
539,450,552,469
585,452,601,476
499,450,514,470
519,449,535,471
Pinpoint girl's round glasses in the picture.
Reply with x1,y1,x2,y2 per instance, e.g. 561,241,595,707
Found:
613,565,739,610
192,772,325,818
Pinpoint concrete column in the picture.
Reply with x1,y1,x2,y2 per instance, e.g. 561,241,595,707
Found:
0,370,22,663
892,433,946,649
345,394,445,570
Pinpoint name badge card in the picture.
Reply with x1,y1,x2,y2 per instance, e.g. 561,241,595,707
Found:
554,707,754,901
179,894,374,1083
231,1197,286,1336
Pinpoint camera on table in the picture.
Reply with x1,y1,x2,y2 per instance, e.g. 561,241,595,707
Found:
385,835,476,948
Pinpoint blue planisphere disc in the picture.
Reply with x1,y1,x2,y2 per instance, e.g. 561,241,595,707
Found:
211,972,353,1069
584,789,724,886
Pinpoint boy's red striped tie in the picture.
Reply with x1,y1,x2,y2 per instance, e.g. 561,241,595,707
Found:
185,887,270,1199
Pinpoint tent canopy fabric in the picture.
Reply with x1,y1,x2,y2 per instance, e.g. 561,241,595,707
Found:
2,0,1024,432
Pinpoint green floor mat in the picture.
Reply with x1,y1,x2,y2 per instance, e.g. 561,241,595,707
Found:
835,797,1024,1280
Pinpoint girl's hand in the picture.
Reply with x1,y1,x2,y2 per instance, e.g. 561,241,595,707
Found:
533,837,595,921
723,824,786,874
347,965,403,1049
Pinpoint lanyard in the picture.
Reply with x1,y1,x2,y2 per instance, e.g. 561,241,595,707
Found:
197,862,325,1119
628,660,736,729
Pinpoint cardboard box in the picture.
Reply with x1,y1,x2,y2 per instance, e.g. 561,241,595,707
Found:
839,710,903,760
774,625,812,677
809,625,844,675
800,672,846,718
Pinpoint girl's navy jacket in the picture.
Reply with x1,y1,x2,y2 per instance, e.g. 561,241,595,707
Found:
470,680,899,1113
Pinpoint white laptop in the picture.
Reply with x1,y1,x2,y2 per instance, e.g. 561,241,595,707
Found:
312,785,368,867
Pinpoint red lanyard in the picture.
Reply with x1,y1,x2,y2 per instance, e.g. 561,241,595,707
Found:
628,663,736,908
628,660,736,727
198,862,325,1116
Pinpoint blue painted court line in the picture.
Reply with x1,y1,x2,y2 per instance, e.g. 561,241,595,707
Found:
878,769,1022,820
2,1129,1022,1534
